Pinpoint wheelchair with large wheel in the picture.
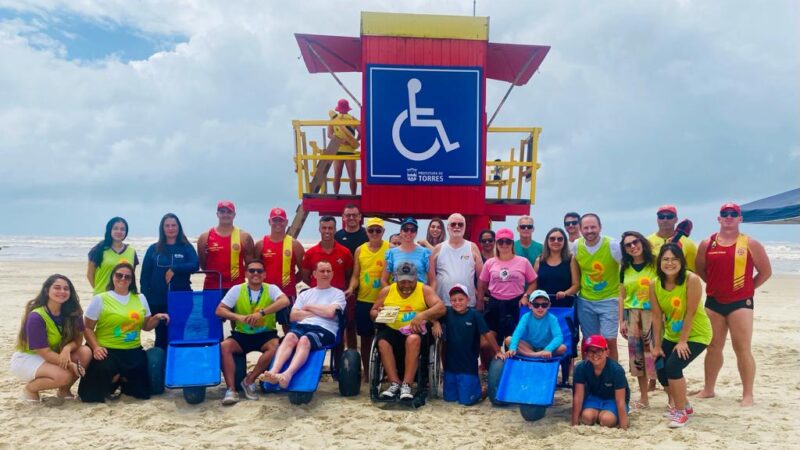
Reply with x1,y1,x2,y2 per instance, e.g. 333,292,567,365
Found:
368,325,441,408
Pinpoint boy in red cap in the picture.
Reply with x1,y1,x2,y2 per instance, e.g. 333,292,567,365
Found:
572,335,630,429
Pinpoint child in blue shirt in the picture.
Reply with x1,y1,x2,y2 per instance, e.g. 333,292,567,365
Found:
506,290,566,358
432,284,504,405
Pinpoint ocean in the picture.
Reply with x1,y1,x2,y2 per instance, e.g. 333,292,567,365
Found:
0,235,798,274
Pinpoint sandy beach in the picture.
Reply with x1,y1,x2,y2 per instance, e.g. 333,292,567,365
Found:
0,260,797,449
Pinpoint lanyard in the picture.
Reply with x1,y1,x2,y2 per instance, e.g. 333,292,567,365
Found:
44,305,65,336
248,286,264,306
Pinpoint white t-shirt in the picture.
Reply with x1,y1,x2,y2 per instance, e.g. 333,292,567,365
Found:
570,236,623,263
220,283,285,309
85,291,152,321
292,287,346,335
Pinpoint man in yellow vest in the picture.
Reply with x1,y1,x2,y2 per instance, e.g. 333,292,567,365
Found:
570,213,623,361
647,205,698,271
370,262,445,400
215,260,290,405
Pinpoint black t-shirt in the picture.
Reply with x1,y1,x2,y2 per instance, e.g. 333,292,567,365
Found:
574,359,630,404
334,228,368,255
441,307,490,375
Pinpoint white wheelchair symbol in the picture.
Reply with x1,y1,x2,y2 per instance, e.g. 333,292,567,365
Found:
391,78,460,162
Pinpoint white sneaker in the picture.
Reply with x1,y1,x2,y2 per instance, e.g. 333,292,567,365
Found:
221,389,240,406
400,383,413,401
380,382,401,399
240,380,260,401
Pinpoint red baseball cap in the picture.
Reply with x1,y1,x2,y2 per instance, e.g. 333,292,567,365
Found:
583,335,608,351
217,200,235,213
657,205,677,215
269,207,288,222
719,202,741,215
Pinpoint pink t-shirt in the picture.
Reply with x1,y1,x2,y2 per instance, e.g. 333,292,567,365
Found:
479,256,537,300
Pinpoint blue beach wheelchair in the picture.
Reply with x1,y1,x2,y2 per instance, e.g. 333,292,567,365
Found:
260,309,361,405
488,295,577,421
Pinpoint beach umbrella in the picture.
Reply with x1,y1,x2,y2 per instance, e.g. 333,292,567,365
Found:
740,188,800,224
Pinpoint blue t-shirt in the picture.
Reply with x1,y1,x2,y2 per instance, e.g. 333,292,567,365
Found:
574,359,630,404
385,246,431,284
440,307,490,375
508,311,563,352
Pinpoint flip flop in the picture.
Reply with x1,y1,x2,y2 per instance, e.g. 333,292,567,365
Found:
631,400,649,410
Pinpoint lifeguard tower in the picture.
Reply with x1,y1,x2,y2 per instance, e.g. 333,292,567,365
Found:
289,12,549,241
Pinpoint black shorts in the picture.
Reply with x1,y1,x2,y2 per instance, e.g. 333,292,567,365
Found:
289,323,336,350
376,326,409,359
356,301,375,336
705,296,754,317
484,296,522,346
229,330,278,354
276,296,296,325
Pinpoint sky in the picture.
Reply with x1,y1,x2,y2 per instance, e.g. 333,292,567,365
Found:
0,0,798,243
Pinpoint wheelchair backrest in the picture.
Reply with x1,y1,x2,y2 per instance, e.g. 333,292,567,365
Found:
167,290,224,342
518,304,575,356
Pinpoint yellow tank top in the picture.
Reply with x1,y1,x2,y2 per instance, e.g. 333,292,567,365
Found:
384,282,426,330
357,241,389,303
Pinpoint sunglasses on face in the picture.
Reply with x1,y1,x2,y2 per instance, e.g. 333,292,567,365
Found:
247,268,264,274
623,239,641,249
531,302,550,309
367,228,383,234
497,239,513,246
449,222,465,228
114,273,132,281
480,238,495,244
518,224,533,230
564,220,579,227
401,227,417,233
720,211,740,218
548,236,564,242
657,213,676,220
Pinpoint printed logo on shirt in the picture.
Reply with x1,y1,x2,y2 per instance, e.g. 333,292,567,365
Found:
499,268,510,281
232,243,241,251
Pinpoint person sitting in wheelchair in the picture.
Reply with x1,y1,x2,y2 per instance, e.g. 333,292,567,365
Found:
505,290,566,358
432,283,505,406
263,261,346,389
370,262,445,400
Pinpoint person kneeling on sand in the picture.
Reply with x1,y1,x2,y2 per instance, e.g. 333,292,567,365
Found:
432,284,503,405
216,259,290,405
505,290,566,358
263,261,346,389
571,335,630,430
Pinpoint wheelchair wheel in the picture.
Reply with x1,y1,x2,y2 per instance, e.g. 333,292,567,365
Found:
338,349,361,397
520,404,547,421
234,353,247,392
183,386,206,404
289,391,314,405
146,347,166,395
487,358,507,406
428,339,440,399
368,337,384,400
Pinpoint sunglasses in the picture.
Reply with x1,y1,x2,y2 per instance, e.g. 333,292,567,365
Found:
449,222,465,228
720,211,740,218
247,268,265,274
497,239,513,246
401,227,417,233
564,220,579,227
623,239,641,249
531,302,550,309
114,272,132,281
548,236,564,242
480,238,495,244
518,224,533,230
367,228,383,234
657,213,676,220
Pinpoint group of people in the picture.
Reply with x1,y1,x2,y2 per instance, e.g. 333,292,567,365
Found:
10,200,771,430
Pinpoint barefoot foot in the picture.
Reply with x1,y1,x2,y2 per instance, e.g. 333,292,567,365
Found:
690,389,716,399
263,372,279,384
740,395,754,407
277,373,293,389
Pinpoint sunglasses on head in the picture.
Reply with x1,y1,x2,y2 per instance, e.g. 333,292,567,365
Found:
531,302,550,309
114,272,132,281
720,210,740,218
449,222,465,228
401,227,417,233
657,213,676,220
548,236,564,242
497,239,513,245
480,238,495,244
564,220,579,227
518,224,533,230
247,268,264,274
623,239,641,249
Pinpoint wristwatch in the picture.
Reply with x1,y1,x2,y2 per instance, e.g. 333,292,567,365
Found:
259,309,266,317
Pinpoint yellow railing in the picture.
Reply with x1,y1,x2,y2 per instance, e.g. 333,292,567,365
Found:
292,119,541,203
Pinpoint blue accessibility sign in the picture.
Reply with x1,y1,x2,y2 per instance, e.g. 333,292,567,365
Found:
366,65,482,185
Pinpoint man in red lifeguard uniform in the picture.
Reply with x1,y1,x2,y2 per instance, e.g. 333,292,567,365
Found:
255,207,305,333
197,201,255,293
694,203,771,406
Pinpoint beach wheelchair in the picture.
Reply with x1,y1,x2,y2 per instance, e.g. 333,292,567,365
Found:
151,271,226,404
488,295,576,421
260,309,361,405
368,325,441,408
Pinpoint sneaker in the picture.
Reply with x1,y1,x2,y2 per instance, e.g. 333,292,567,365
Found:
664,404,694,418
380,382,401,399
221,389,240,406
240,380,260,401
684,403,694,416
668,410,689,428
400,383,413,401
